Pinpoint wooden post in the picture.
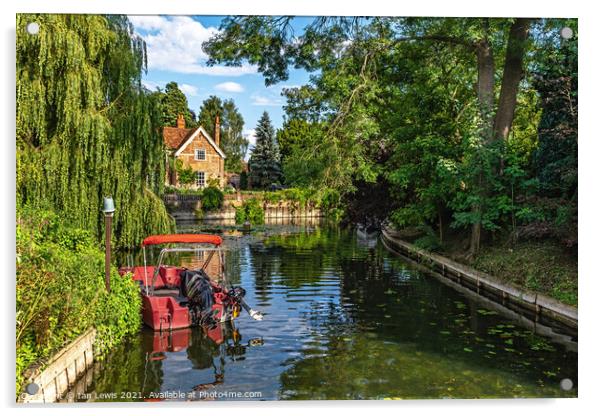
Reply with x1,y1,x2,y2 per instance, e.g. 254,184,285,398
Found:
104,214,112,292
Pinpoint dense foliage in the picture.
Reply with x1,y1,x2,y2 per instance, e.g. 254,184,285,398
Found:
157,81,196,127
205,17,578,256
198,95,248,171
248,112,283,188
235,198,265,225
174,159,196,187
201,186,225,211
16,15,174,249
16,206,141,391
529,33,578,246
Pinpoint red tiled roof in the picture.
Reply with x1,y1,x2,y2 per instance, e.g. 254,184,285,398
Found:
163,127,195,150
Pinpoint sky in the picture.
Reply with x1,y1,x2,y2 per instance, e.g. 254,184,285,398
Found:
128,15,313,154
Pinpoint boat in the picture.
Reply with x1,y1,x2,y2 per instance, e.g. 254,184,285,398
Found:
119,233,262,331
356,223,379,249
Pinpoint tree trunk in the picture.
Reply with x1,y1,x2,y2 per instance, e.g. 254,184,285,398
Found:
493,18,532,142
475,38,495,142
469,34,495,257
468,19,531,258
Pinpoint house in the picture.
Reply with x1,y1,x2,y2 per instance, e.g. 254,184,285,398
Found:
163,114,226,188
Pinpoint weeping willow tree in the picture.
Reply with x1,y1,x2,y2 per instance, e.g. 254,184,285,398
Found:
16,14,174,248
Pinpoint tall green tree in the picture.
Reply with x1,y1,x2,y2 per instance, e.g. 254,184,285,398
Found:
198,95,223,136
249,112,282,188
16,14,173,248
529,22,578,247
159,81,195,127
204,17,538,255
199,95,248,171
277,118,321,160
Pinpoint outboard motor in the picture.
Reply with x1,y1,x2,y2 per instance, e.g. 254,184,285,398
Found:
180,270,215,326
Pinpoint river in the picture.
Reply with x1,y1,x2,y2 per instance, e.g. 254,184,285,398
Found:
79,222,577,401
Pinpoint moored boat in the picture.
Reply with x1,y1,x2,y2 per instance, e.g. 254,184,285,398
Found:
119,233,262,331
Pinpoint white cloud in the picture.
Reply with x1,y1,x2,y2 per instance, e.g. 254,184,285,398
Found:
251,94,283,107
142,80,161,91
128,15,257,76
179,83,199,96
128,15,169,31
215,82,244,93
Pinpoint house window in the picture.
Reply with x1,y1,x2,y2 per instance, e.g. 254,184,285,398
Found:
196,171,205,188
195,149,206,160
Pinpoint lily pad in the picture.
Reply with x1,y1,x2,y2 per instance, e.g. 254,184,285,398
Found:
477,309,498,316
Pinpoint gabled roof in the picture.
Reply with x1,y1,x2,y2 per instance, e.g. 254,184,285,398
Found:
163,127,195,150
173,125,226,159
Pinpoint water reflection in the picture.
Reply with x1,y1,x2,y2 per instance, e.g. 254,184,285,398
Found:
85,225,577,400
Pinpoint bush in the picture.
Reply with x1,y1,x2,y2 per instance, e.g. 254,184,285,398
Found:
16,206,141,393
235,198,264,225
175,159,195,187
201,186,224,212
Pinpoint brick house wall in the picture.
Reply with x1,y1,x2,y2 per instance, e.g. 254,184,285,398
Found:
176,137,225,188
164,114,226,189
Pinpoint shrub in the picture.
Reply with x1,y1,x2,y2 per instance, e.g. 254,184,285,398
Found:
16,206,141,393
175,159,195,186
235,198,264,225
201,186,224,212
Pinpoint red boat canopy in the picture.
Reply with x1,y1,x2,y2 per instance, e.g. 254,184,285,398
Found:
142,234,222,247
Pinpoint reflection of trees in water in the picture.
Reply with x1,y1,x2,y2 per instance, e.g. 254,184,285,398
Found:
88,324,252,401
186,324,251,397
248,243,279,303
223,246,242,286
278,232,577,397
252,228,348,291
87,331,163,400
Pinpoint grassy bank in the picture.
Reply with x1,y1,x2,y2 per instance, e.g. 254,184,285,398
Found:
16,206,142,392
394,227,577,306
463,241,577,306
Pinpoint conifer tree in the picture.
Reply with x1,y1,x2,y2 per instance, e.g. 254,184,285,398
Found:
249,112,282,188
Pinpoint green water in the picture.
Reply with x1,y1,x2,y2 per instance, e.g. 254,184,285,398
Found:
84,226,577,401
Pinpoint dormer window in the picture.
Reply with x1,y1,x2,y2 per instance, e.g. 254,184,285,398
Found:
195,149,206,160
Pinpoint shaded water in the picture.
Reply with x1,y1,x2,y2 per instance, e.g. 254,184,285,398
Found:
84,225,577,401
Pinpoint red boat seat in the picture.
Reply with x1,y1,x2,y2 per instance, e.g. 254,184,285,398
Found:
121,266,155,283
142,294,190,330
158,266,184,288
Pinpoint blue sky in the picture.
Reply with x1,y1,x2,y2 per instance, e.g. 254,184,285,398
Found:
128,15,313,154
